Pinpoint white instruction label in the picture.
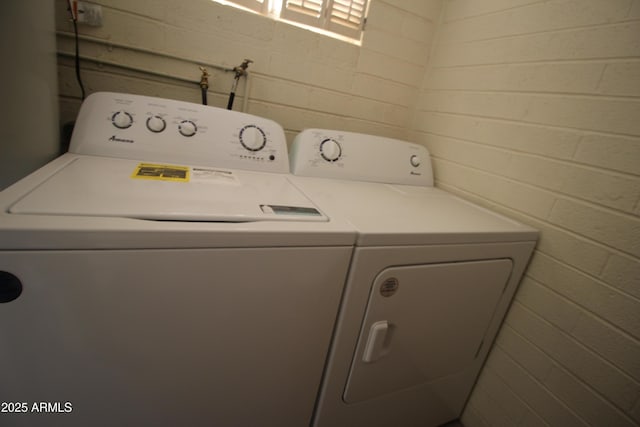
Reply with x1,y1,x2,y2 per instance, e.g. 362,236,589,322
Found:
190,167,239,185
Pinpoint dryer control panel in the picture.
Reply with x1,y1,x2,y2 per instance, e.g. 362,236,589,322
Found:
289,129,434,186
69,92,289,173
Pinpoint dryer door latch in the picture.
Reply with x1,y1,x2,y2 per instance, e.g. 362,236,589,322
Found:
362,320,392,363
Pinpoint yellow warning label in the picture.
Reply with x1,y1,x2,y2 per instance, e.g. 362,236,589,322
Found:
131,163,190,182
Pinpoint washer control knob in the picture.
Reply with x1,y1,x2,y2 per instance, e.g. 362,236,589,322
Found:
179,120,197,137
410,154,421,167
146,115,166,133
111,111,133,129
240,125,267,151
320,138,342,162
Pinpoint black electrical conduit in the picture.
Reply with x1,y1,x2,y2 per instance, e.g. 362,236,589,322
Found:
67,0,86,100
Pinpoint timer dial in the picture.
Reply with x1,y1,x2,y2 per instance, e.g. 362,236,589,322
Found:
146,115,166,133
240,125,267,152
111,111,133,129
320,138,342,162
410,154,421,167
179,120,197,137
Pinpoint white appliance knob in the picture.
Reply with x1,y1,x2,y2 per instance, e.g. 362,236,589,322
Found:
410,154,421,167
146,115,166,133
112,111,133,129
320,139,342,162
240,125,267,151
179,120,197,137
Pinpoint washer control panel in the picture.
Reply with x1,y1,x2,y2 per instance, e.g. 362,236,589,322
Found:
289,129,433,186
70,92,289,173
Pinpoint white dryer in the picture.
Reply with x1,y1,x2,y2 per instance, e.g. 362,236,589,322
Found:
0,94,356,427
289,129,538,427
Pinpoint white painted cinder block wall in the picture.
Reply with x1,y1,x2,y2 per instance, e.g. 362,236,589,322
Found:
413,1,640,426
54,0,640,425
54,0,441,144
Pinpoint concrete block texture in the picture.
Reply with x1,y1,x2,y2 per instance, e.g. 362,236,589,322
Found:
419,1,640,426
54,0,442,137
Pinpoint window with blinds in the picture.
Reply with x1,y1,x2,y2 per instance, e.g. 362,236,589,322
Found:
282,0,367,39
218,0,368,41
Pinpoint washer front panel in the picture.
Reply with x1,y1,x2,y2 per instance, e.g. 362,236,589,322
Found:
0,246,352,427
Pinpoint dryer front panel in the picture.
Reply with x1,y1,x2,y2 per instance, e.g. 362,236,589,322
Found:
343,259,513,404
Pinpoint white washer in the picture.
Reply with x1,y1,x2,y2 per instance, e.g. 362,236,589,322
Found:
0,94,356,427
289,129,539,427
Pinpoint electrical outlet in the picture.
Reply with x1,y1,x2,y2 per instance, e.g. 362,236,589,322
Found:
73,1,103,27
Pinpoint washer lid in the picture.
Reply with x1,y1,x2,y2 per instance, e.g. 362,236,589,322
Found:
9,156,327,222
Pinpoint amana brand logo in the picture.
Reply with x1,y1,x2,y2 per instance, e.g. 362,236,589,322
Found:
410,171,422,176
109,135,134,143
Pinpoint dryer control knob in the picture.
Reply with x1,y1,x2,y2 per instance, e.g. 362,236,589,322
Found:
410,154,421,167
111,111,133,129
179,120,197,137
320,138,342,162
240,125,267,151
146,115,166,133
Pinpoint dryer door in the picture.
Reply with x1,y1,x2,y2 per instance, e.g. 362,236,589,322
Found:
343,259,513,404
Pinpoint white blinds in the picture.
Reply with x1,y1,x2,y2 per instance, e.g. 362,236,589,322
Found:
286,0,323,16
329,0,366,28
281,0,368,39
